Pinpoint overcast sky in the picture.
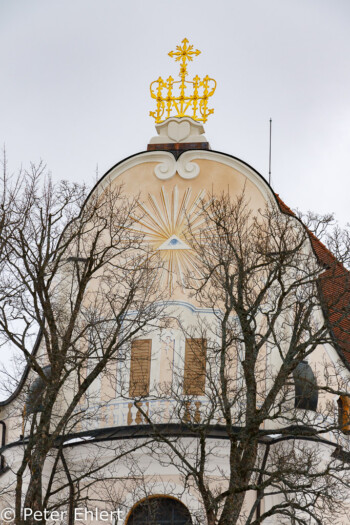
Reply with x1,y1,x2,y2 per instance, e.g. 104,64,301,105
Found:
0,0,349,392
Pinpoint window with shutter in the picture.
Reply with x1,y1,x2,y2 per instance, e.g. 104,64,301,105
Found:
183,338,207,396
338,396,350,433
129,340,152,397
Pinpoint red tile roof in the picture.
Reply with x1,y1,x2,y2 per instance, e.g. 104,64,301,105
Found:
275,194,350,366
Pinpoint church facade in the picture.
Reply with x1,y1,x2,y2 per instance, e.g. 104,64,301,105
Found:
1,40,350,525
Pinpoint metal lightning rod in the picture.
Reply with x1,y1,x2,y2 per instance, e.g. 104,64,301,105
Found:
269,118,272,186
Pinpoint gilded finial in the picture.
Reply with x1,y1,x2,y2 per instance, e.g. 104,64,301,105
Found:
150,38,216,124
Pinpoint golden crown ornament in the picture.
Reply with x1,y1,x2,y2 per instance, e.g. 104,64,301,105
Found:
150,38,217,124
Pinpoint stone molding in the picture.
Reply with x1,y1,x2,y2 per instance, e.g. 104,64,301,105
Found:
149,117,208,145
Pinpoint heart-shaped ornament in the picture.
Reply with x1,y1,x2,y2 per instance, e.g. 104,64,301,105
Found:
167,120,191,143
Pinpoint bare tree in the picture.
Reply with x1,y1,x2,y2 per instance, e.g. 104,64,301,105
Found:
0,161,164,524
130,191,350,525
2,156,350,525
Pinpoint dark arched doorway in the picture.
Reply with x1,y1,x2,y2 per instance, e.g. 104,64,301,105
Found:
127,496,192,525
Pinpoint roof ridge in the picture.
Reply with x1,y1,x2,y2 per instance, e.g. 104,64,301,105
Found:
274,193,339,268
275,192,350,365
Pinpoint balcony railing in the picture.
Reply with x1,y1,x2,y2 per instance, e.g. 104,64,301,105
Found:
77,398,224,431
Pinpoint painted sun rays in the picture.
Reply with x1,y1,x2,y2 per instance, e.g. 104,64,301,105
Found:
132,185,207,293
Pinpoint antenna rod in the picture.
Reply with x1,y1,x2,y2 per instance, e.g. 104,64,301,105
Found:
269,118,272,185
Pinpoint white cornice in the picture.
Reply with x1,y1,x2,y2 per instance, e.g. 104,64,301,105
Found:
93,150,276,205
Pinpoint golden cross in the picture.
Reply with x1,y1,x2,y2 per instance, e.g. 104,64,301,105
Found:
168,38,201,81
150,38,216,124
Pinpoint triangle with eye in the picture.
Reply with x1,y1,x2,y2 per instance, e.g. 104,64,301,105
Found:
157,234,191,251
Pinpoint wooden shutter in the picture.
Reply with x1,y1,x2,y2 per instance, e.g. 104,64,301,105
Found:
183,338,207,395
338,396,350,433
129,339,152,397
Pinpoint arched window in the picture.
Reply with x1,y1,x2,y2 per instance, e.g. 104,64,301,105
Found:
26,365,52,415
293,361,318,411
127,497,192,525
338,396,350,433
